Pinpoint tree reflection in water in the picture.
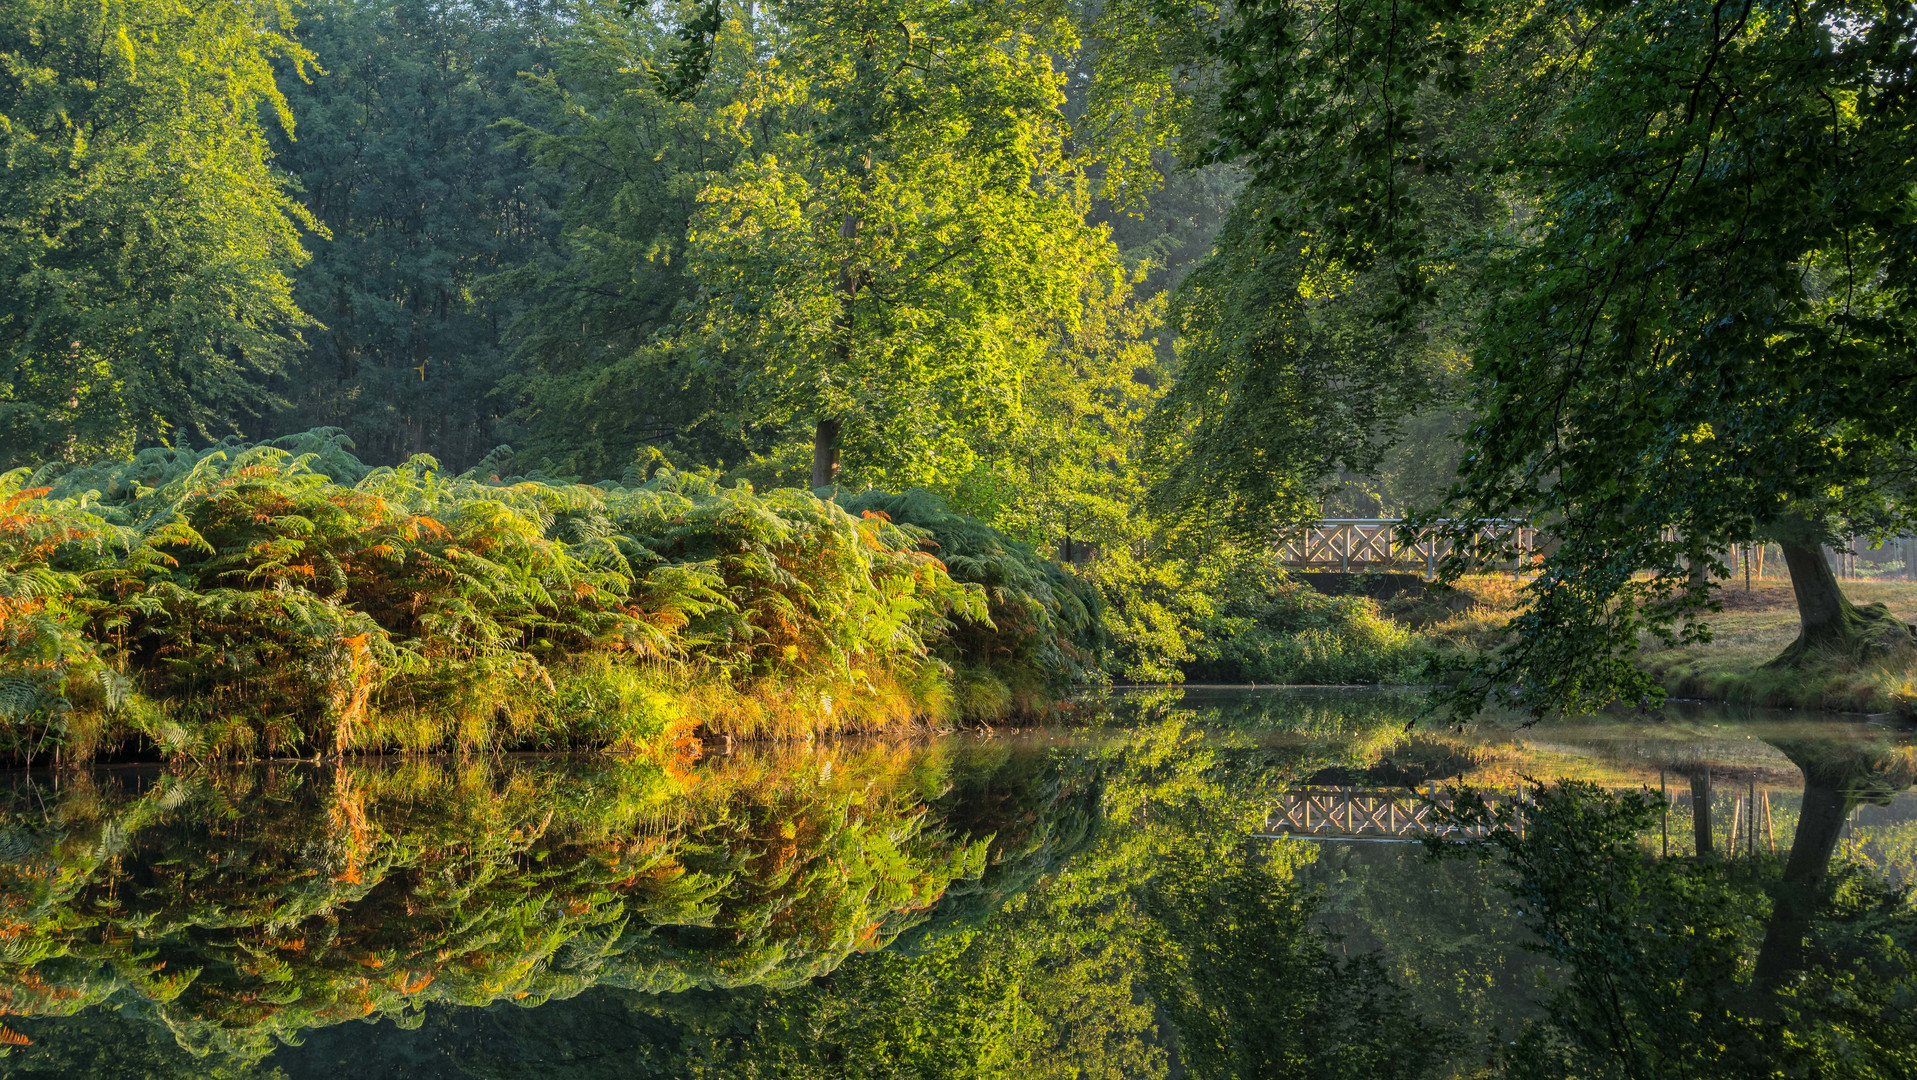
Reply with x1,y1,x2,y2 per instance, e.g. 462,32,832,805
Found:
0,695,1910,1079
1435,731,1917,1079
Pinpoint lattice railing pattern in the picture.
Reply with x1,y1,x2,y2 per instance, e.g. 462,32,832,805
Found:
1275,519,1540,573
1263,787,1522,840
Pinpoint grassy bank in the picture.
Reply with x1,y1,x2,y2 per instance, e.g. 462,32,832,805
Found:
1346,570,1917,717
1180,570,1917,720
0,431,1100,764
1639,581,1917,716
1179,571,1526,686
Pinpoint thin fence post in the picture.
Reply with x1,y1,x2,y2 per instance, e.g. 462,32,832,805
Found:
1763,791,1775,853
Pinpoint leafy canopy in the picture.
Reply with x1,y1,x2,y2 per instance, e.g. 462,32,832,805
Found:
1188,0,1917,714
0,0,316,466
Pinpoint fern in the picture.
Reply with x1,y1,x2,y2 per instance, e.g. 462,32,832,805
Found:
0,432,1086,760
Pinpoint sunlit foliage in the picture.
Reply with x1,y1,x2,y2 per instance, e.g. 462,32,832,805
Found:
0,431,1098,761
0,0,316,465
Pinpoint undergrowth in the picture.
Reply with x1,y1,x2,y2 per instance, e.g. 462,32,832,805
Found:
0,430,1100,763
1186,559,1431,685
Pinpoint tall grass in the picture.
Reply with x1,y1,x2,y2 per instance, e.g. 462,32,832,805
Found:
0,430,1094,762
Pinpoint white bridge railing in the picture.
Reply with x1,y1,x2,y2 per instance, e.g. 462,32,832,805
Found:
1275,519,1540,575
1276,520,1916,580
1260,787,1524,842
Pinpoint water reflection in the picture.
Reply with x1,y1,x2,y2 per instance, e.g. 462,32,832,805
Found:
0,690,1909,1078
0,747,1009,1065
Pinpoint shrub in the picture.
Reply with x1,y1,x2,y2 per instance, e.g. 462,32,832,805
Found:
1187,557,1427,684
836,489,1107,719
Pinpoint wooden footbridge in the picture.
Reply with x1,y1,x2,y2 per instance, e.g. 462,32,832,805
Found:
1260,786,1523,843
1276,519,1539,576
1278,519,1914,580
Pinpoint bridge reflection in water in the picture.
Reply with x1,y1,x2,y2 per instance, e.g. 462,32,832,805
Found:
1261,786,1524,843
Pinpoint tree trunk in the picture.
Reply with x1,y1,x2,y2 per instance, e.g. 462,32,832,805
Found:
1689,770,1714,858
1768,538,1916,667
1763,506,1914,667
811,417,842,491
1778,539,1856,652
1753,770,1852,983
814,206,860,495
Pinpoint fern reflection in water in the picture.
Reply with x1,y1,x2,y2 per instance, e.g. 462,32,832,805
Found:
0,742,1046,1062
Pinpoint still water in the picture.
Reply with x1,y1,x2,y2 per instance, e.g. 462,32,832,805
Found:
0,689,1911,1078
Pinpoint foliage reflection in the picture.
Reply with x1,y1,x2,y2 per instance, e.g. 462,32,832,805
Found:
0,693,1912,1080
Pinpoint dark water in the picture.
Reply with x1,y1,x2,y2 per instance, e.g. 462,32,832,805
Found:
0,689,1911,1079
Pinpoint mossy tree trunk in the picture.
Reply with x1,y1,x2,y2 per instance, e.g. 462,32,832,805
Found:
1766,512,1912,668
1778,540,1862,650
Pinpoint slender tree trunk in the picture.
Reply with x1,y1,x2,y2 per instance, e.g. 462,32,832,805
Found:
1688,770,1714,858
1754,770,1852,983
813,206,860,494
811,417,842,491
1688,551,1713,592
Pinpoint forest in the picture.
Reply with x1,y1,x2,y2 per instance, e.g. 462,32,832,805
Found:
4,0,1917,762
3,5,1916,1076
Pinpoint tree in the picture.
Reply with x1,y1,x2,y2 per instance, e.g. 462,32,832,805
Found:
496,2,783,480
0,0,316,467
1431,0,1917,715
1143,0,1479,540
261,0,566,470
1148,184,1454,538
679,0,1155,493
1187,0,1917,715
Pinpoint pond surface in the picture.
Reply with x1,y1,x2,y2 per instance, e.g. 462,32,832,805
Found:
0,689,1911,1079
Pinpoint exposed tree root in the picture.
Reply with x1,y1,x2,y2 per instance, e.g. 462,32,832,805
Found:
1763,539,1916,671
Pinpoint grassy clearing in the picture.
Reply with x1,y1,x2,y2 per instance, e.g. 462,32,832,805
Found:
1181,571,1529,685
1639,580,1917,716
1284,571,1917,717
1381,574,1530,653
